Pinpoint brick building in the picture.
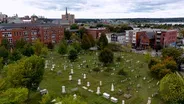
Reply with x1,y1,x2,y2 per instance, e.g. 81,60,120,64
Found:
62,7,75,24
87,28,107,39
0,23,64,45
155,30,177,48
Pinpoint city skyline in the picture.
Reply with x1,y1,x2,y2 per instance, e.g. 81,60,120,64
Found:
1,0,184,19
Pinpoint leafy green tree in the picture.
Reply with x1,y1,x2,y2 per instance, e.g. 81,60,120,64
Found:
0,46,9,63
41,47,48,57
47,42,54,50
79,27,87,39
99,48,114,66
0,57,3,71
55,95,87,104
160,73,184,103
162,47,183,61
9,49,22,61
68,49,78,62
39,94,51,104
70,24,79,29
148,58,160,69
0,87,28,104
15,38,26,49
144,53,151,63
22,43,34,57
97,32,108,49
72,42,81,53
64,30,72,40
1,38,10,50
70,34,80,42
33,39,44,56
6,55,45,98
58,42,68,55
81,34,91,50
88,34,95,47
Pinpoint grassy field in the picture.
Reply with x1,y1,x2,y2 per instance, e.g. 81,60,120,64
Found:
31,50,163,104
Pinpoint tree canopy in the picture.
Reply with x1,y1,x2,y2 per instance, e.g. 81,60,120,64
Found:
160,73,184,103
99,48,114,66
97,32,108,50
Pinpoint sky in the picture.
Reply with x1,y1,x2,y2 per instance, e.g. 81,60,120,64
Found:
1,0,184,19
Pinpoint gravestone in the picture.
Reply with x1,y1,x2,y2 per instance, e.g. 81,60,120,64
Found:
110,97,118,103
122,100,125,104
83,74,86,79
78,79,81,85
100,81,102,86
40,89,48,95
87,82,90,87
73,94,77,99
147,97,151,104
111,83,114,92
62,86,66,93
64,65,66,70
103,92,110,99
57,70,61,75
69,75,72,81
96,87,101,95
71,87,78,92
71,69,74,74
124,94,132,99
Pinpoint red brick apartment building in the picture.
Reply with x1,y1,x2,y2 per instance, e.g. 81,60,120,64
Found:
155,30,177,48
0,23,64,45
87,28,107,39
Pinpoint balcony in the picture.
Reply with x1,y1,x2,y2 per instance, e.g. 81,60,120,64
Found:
156,40,160,42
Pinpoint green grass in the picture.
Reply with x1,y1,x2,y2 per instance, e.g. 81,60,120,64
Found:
31,51,164,104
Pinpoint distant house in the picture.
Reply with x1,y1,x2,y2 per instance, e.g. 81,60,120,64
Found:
87,28,107,39
110,33,125,44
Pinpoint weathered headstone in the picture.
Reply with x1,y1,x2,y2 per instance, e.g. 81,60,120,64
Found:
110,97,118,103
73,94,77,100
87,82,90,87
62,86,66,93
103,92,110,99
122,100,125,104
96,87,101,95
78,79,81,85
83,74,86,79
111,83,114,92
100,81,102,86
147,97,151,104
71,69,74,74
69,75,72,81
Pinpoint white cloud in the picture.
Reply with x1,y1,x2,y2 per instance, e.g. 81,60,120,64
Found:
0,0,184,18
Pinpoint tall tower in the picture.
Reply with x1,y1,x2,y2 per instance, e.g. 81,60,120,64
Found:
66,7,68,20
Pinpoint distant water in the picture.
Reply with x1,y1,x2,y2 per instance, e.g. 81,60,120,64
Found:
150,22,184,25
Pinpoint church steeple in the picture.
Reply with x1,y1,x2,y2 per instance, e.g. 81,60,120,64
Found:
66,7,68,20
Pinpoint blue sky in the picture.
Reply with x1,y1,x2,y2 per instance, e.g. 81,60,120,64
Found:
1,0,184,18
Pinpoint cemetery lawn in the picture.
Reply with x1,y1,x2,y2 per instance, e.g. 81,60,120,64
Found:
31,51,163,104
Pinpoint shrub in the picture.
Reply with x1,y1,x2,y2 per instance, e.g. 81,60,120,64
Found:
107,43,122,52
150,63,165,75
68,49,78,62
148,58,160,69
92,67,100,73
105,67,113,72
99,48,114,66
118,68,126,76
116,56,121,62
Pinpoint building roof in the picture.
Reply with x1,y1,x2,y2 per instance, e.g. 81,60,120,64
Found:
0,23,66,29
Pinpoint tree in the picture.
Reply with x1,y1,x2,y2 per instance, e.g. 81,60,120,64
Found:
47,42,54,50
79,27,87,39
88,34,95,47
6,55,45,98
9,49,22,61
162,47,183,61
81,34,91,50
64,30,72,40
99,48,114,66
97,32,108,49
68,49,78,62
0,87,28,104
41,47,48,57
22,43,34,57
70,33,80,42
160,73,184,103
39,94,51,104
58,42,68,55
0,46,9,61
1,38,10,50
33,39,44,56
0,57,3,71
15,38,26,49
148,58,160,69
70,24,79,29
72,42,81,53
